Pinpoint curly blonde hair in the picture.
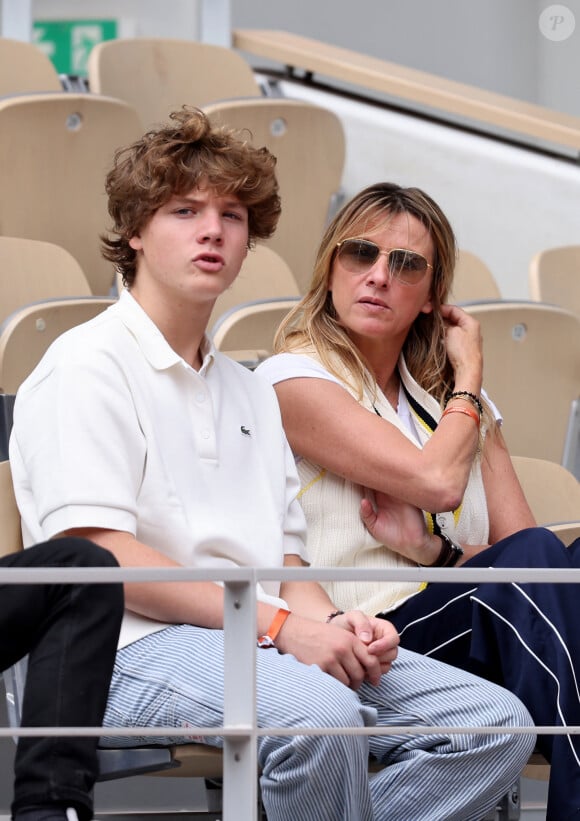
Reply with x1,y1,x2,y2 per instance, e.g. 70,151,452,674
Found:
101,107,281,287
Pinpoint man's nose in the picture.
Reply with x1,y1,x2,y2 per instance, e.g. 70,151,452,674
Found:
198,211,223,242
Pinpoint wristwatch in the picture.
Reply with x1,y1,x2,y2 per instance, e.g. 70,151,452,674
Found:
437,532,464,567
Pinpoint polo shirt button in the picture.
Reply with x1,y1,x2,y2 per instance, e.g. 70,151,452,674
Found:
201,429,211,440
196,393,206,403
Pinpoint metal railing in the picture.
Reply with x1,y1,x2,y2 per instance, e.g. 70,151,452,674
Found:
2,563,578,819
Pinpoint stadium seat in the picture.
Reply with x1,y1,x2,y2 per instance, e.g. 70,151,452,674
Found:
0,236,91,324
463,300,580,466
87,37,262,128
0,298,115,394
529,244,580,318
0,37,62,94
451,249,501,303
210,297,299,367
511,455,580,546
0,93,142,295
0,461,22,557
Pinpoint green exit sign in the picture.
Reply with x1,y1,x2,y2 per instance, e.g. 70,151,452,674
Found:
33,19,118,76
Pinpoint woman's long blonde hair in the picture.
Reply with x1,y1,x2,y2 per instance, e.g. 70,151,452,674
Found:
275,182,458,405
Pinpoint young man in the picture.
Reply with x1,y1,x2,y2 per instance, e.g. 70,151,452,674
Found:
9,108,535,820
1,538,123,821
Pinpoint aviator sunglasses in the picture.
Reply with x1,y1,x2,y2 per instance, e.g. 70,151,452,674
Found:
335,238,433,285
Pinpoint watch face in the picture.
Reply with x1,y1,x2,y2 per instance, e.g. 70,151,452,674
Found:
435,512,455,533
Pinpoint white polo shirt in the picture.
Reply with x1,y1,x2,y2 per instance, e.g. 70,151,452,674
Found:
10,291,307,648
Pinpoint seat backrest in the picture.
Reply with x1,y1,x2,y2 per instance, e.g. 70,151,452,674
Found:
529,245,580,318
463,300,580,463
0,236,92,324
511,455,580,526
0,37,62,95
204,97,345,293
0,460,22,557
451,250,501,303
0,297,116,394
208,244,300,331
0,93,143,295
547,522,580,546
210,297,299,366
87,37,261,128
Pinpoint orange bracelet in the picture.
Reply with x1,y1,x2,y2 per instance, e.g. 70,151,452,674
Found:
441,405,481,428
258,608,291,648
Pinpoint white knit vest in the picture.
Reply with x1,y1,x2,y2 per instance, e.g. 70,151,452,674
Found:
296,352,489,616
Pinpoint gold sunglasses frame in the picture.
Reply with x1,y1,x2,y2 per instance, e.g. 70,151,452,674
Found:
335,238,433,285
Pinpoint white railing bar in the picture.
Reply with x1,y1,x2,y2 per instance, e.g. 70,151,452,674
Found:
0,725,570,739
223,580,257,817
1,566,580,584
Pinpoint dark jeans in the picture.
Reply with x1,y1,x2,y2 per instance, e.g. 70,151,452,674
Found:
0,538,123,820
386,528,580,820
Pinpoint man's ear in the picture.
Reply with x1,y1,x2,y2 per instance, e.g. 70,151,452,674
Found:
129,235,142,251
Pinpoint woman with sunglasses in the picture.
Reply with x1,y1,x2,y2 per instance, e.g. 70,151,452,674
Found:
257,182,580,819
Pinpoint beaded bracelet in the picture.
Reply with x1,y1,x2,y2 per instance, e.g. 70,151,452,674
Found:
446,390,483,416
441,405,481,428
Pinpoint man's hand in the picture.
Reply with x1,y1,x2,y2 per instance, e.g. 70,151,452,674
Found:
274,610,399,690
331,610,400,682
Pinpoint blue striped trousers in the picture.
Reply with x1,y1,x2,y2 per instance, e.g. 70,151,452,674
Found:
102,624,534,820
387,527,580,820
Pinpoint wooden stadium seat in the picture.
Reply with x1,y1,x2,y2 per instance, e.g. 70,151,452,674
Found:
208,244,300,330
529,248,580,476
210,297,299,367
0,93,142,296
87,37,261,129
529,244,580,318
0,460,22,558
0,37,62,95
0,237,91,324
463,301,580,465
0,298,115,394
203,97,345,293
511,455,580,543
451,250,501,303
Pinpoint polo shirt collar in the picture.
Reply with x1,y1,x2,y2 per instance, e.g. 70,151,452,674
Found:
116,289,216,372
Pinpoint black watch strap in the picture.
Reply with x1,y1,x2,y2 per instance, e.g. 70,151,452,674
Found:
437,532,464,567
